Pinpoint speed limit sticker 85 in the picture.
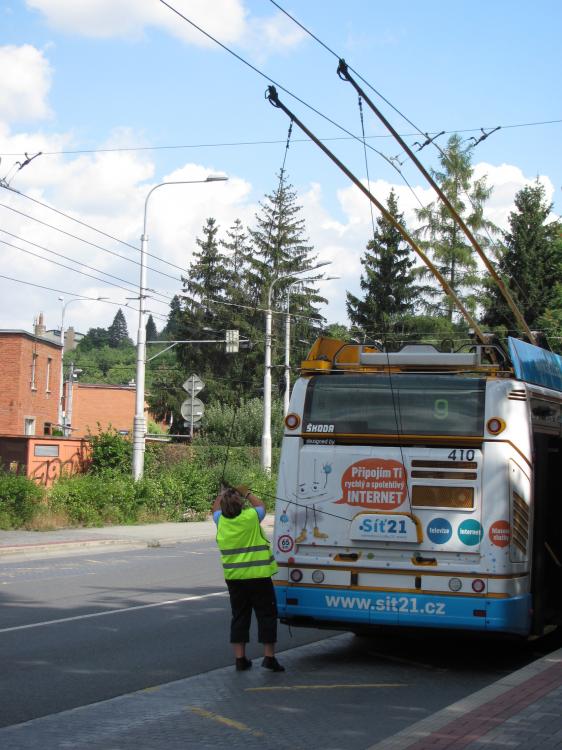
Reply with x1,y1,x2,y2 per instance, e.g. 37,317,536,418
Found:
277,534,294,553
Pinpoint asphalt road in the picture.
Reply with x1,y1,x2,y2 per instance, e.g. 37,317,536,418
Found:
0,541,328,727
1,540,561,740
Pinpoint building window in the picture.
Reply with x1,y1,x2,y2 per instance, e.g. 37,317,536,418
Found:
34,444,59,457
24,417,36,436
46,357,52,393
44,422,53,435
31,353,38,390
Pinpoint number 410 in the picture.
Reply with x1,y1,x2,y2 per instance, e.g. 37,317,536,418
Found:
448,449,475,461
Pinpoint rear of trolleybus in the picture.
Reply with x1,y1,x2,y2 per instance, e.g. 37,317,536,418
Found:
273,337,562,638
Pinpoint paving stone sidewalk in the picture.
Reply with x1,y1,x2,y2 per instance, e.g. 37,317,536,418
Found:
367,645,562,750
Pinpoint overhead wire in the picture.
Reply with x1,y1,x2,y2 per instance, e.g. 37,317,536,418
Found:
158,0,417,178
0,236,156,299
0,272,168,322
1,186,192,276
0,120,560,158
269,0,543,331
0,228,172,305
0,202,182,284
354,83,415,516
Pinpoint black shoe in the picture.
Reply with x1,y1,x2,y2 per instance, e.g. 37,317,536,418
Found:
235,657,252,671
262,656,285,672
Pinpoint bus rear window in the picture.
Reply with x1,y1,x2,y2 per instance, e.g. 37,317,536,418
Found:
304,374,485,436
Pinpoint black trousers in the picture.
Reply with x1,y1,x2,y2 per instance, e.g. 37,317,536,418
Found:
226,577,278,644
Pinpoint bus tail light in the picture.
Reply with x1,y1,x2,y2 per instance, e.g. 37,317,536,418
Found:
472,579,485,593
285,413,301,430
290,569,303,583
487,417,506,435
312,570,325,584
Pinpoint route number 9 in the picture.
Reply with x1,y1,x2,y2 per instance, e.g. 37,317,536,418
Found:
434,399,449,420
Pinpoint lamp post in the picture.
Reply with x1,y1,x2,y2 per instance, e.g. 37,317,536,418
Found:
283,275,339,416
57,296,107,432
261,262,331,473
132,175,228,481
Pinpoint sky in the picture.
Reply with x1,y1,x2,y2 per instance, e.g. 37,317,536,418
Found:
0,0,561,340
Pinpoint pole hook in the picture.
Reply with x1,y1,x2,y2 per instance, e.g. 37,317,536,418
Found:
266,85,281,108
337,58,351,81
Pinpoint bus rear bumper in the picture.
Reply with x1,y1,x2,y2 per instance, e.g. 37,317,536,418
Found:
276,586,532,637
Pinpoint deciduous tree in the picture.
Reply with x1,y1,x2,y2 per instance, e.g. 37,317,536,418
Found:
415,134,496,320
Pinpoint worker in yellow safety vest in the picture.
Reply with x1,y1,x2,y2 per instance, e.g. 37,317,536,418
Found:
212,485,284,672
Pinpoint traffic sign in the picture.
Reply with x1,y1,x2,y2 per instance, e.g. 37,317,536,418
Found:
180,397,205,423
182,374,204,395
225,329,239,353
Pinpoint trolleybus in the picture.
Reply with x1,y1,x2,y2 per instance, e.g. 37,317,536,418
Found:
273,336,562,637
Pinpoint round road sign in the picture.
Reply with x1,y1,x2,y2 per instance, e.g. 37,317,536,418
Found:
180,397,205,423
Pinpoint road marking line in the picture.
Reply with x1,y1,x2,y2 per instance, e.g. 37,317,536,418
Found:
246,683,406,692
0,591,227,634
189,707,264,737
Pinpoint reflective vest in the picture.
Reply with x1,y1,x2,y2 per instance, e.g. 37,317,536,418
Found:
216,508,278,580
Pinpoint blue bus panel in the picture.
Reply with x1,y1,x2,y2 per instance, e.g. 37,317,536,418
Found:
276,586,532,636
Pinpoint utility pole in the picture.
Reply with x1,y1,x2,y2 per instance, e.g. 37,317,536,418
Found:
64,362,82,436
261,263,331,473
132,176,228,481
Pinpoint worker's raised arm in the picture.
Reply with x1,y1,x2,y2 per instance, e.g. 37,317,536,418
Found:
235,484,265,511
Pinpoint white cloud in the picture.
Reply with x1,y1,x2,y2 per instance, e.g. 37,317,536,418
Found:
0,124,258,336
27,0,246,45
0,45,52,123
473,162,556,229
25,0,304,54
299,163,560,325
1,108,558,336
243,11,306,59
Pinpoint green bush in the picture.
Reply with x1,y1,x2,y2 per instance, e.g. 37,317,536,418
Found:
88,427,132,474
49,473,138,526
43,437,279,528
0,471,44,529
196,398,284,447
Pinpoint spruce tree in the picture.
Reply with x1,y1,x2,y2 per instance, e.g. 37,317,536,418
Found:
145,314,158,342
181,217,230,328
347,189,421,333
107,308,131,348
175,218,235,403
248,170,326,371
221,218,251,280
415,134,496,320
163,294,182,340
483,182,560,334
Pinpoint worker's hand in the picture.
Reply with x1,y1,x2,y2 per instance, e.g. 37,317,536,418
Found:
234,484,251,498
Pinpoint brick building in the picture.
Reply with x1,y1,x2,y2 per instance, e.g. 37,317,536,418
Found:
69,383,147,437
0,329,62,436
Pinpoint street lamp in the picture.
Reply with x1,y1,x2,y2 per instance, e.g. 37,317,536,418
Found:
57,295,107,432
132,175,228,480
283,276,339,416
261,261,331,473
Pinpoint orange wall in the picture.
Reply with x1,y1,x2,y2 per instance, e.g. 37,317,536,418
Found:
26,437,90,486
70,384,146,437
0,435,90,486
0,333,61,435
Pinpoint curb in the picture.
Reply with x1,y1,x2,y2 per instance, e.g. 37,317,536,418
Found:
366,646,562,749
0,538,145,557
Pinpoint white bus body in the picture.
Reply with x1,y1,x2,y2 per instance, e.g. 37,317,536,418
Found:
273,338,562,637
